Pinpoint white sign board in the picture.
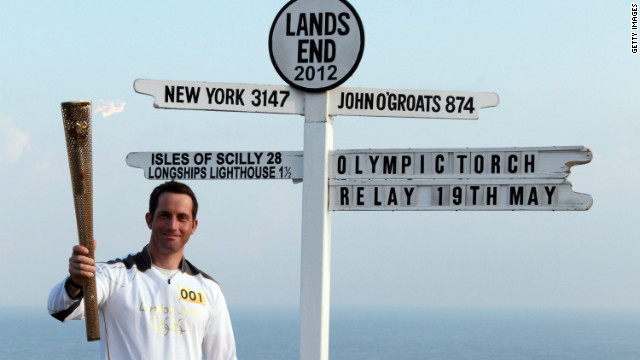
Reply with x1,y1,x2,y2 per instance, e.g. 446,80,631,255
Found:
328,146,592,211
329,87,499,119
329,180,592,211
269,0,365,92
126,151,303,181
331,146,591,179
134,79,305,114
135,79,500,121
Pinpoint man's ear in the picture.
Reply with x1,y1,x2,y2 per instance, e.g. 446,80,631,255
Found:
191,218,198,234
145,212,153,229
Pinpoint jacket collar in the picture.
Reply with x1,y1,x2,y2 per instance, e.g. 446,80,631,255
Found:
142,244,186,272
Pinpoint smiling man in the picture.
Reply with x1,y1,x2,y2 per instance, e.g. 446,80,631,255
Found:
48,181,237,360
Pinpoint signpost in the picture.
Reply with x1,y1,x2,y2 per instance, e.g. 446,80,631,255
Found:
329,87,499,119
130,1,592,359
269,0,365,92
329,180,590,211
330,146,591,179
126,151,303,181
134,79,305,114
329,146,592,211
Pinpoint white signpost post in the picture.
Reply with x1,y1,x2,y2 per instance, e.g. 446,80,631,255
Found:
130,1,592,359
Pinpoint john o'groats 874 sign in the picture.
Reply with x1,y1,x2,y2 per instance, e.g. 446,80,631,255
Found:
269,0,365,92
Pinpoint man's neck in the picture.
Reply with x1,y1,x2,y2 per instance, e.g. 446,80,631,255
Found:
147,245,183,270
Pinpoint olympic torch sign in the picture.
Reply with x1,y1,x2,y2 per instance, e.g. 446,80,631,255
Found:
60,101,100,342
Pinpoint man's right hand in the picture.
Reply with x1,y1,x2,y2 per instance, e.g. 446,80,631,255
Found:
66,241,96,296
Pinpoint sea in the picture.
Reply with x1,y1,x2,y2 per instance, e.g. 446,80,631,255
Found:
1,307,639,359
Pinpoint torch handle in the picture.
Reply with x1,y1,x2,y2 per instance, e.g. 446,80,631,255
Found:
72,188,100,341
79,232,100,341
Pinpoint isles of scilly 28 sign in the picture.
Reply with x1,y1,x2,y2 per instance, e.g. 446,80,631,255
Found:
269,0,365,92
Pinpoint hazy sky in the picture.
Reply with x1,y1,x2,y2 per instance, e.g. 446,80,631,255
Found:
1,1,638,311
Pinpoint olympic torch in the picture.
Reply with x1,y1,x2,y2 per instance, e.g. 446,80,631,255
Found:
61,101,100,341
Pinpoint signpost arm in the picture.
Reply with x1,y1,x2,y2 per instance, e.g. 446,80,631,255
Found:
300,92,333,360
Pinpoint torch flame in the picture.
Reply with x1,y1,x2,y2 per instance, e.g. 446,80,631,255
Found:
95,99,126,118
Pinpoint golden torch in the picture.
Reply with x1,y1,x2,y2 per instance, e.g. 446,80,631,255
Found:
61,101,100,341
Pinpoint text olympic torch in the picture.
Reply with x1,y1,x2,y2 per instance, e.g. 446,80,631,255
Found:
60,101,100,341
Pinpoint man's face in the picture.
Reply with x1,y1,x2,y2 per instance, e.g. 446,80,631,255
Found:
146,192,198,259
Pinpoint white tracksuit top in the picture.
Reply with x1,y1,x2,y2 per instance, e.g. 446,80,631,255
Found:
48,246,237,360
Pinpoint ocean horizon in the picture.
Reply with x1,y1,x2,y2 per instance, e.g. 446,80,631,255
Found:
2,306,639,359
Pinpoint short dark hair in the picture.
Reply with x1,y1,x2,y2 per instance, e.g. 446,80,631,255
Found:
148,181,199,219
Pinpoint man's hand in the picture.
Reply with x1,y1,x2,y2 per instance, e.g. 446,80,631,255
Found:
66,240,96,297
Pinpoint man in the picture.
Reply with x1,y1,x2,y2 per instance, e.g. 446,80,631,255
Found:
48,181,237,360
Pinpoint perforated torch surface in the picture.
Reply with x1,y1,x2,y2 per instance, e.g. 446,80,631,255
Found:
61,101,100,341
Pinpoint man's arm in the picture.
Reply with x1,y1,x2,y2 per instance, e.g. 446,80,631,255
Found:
202,287,237,360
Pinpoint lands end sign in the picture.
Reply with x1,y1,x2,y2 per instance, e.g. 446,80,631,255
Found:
269,0,365,92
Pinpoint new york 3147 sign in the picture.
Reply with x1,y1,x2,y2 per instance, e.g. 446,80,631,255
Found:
269,0,365,92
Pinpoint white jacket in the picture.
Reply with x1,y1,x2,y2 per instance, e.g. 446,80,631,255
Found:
48,246,237,360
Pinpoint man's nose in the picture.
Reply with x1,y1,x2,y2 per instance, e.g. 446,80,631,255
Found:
167,216,178,229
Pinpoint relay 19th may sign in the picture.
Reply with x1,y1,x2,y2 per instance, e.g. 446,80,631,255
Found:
269,0,365,92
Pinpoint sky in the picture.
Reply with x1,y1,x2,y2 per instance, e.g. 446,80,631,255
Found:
1,0,639,312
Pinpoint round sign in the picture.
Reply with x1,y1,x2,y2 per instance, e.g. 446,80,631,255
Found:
269,0,365,92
